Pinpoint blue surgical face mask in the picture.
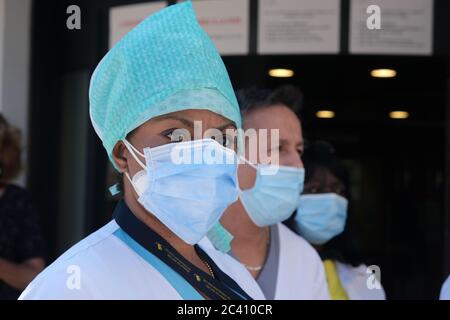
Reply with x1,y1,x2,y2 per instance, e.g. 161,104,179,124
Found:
294,193,348,245
123,138,239,245
206,222,234,253
207,162,305,252
239,164,305,227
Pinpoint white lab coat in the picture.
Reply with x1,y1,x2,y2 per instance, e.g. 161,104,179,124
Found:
334,261,386,300
274,223,329,300
201,223,330,300
440,275,450,300
19,220,265,300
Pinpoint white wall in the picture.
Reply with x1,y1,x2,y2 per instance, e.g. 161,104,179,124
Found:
0,0,5,114
0,0,32,187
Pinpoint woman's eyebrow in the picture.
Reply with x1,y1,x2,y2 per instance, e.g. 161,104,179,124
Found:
154,115,195,128
154,116,235,131
217,122,236,131
279,138,304,148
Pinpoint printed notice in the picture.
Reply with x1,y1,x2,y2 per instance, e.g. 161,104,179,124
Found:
258,0,341,54
349,0,433,55
189,0,250,55
109,1,166,48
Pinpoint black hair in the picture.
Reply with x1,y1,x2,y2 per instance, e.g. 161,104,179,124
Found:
303,141,350,196
236,84,303,115
286,141,366,267
0,113,22,184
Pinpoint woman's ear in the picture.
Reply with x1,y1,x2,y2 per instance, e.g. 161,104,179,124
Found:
112,141,128,173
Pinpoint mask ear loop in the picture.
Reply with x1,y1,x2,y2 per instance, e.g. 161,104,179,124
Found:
236,155,258,194
123,139,146,169
122,139,147,192
124,171,136,191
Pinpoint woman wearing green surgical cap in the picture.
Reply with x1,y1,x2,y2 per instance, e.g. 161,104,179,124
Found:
19,2,264,300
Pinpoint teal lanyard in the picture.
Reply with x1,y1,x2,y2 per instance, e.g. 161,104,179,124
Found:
114,228,204,300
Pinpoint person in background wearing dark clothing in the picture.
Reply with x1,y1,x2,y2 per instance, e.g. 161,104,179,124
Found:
0,114,45,299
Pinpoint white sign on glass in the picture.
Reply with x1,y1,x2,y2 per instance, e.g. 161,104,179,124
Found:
349,0,433,55
258,0,341,54
186,0,250,55
109,1,166,48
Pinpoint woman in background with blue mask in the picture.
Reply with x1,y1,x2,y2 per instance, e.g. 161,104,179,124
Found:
19,2,264,300
288,141,385,300
206,86,329,300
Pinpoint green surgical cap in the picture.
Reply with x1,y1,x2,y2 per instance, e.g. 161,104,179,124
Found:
89,1,242,167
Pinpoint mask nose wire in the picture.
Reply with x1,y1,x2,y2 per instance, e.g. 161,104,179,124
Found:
122,139,148,196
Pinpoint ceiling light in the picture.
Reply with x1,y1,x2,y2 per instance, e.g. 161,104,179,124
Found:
389,111,409,119
371,68,397,78
268,68,294,78
316,110,335,119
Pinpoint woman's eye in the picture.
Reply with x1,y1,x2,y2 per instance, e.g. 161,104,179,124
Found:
222,134,233,148
164,129,190,142
280,145,289,154
270,145,282,153
212,133,235,149
173,134,185,142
